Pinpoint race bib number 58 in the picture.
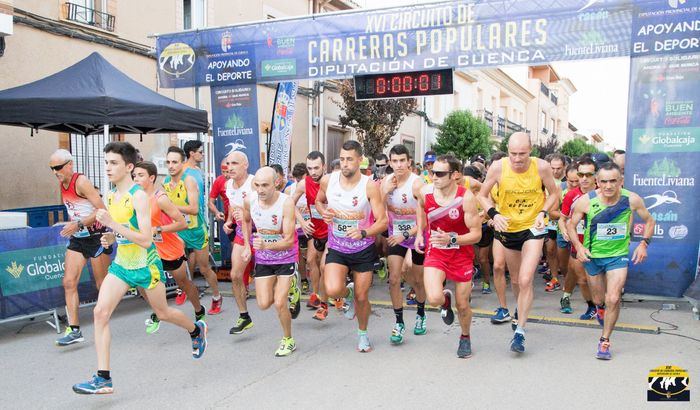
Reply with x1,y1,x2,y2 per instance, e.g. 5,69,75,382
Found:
332,218,358,238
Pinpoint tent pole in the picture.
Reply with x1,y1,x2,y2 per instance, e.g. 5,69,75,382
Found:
102,125,110,199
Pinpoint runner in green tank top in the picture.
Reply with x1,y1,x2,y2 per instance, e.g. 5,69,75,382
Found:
567,162,655,361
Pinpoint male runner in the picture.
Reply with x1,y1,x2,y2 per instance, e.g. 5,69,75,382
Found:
559,158,597,318
544,153,567,292
316,141,387,352
182,140,208,277
421,150,436,183
72,142,206,395
478,132,558,353
208,159,232,273
50,149,112,346
567,162,654,359
163,147,222,314
238,167,301,356
224,151,257,333
133,162,205,333
285,163,310,294
291,151,331,320
381,144,427,344
414,155,481,358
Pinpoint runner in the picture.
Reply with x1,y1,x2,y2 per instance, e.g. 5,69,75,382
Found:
421,150,436,183
284,163,310,295
477,132,559,353
49,149,112,346
567,162,654,359
414,155,481,358
381,144,427,344
543,153,567,292
72,142,206,395
133,162,205,333
223,151,256,333
163,146,223,314
238,167,301,356
208,159,232,274
315,140,387,352
291,151,331,320
181,140,209,283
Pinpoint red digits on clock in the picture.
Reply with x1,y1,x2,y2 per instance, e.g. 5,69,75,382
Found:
391,76,401,93
403,76,412,92
377,78,386,94
418,74,429,91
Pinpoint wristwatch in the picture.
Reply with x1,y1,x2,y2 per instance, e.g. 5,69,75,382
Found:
360,229,367,239
449,232,458,246
156,227,163,235
402,231,410,240
539,210,548,218
76,219,85,230
642,237,651,246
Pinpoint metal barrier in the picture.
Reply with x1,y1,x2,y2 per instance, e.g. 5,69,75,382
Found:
3,205,68,228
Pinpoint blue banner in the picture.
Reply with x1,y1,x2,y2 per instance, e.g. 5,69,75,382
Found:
210,84,261,173
625,1,700,297
155,0,684,88
268,82,298,174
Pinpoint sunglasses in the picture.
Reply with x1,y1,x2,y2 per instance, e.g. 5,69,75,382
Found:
577,172,595,177
433,170,454,178
50,160,71,171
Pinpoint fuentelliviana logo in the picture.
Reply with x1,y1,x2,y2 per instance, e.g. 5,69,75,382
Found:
5,261,24,279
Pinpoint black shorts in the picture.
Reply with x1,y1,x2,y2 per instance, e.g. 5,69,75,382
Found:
387,244,425,265
161,256,187,271
298,235,309,249
476,224,494,248
313,237,327,252
547,230,558,240
495,229,546,252
326,246,381,273
67,235,113,259
254,263,296,278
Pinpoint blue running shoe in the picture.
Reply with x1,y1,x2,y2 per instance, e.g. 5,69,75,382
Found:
560,296,573,314
56,327,84,346
343,283,356,320
510,332,525,354
490,307,511,324
457,337,472,358
357,331,372,353
72,375,113,395
596,339,612,360
191,320,207,359
579,305,597,321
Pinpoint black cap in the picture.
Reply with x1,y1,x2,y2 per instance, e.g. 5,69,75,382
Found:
591,153,611,164
470,154,486,164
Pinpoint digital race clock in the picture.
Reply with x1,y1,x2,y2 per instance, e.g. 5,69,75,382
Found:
353,68,454,101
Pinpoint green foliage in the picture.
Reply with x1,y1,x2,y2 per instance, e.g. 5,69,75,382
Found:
433,110,493,162
560,138,598,158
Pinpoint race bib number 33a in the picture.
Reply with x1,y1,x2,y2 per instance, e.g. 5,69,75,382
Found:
332,218,358,238
596,223,626,241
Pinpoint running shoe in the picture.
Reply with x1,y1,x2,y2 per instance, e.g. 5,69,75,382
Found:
357,332,372,353
511,310,519,331
538,264,549,274
596,339,612,360
72,375,113,395
545,278,561,292
229,316,253,334
333,298,344,311
313,305,328,321
596,306,605,326
457,337,472,358
440,289,454,325
306,293,321,310
490,307,511,324
560,296,573,314
343,283,356,320
301,279,309,294
274,337,296,357
542,271,553,282
175,288,187,305
406,288,417,305
390,323,406,345
482,282,492,294
377,258,388,281
56,327,84,346
289,273,301,319
579,305,597,321
195,308,206,322
208,296,222,315
400,281,405,291
145,313,160,335
413,314,427,335
510,332,525,353
191,320,207,359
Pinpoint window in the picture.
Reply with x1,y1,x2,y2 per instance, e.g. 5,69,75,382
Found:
550,118,556,135
402,137,416,161
70,134,107,192
183,0,206,30
540,111,546,130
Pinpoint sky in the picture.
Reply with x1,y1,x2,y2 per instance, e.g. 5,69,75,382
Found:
361,0,630,149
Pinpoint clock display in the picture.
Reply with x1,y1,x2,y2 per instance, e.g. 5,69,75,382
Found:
354,69,453,101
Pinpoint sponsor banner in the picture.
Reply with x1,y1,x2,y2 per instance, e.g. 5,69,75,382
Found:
156,0,687,88
268,82,299,175
625,1,700,297
210,84,261,175
0,226,98,319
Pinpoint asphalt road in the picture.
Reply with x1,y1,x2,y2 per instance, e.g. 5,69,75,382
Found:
1,276,698,409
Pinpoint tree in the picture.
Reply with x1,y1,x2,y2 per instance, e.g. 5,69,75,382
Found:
534,134,560,159
333,80,417,158
560,138,599,158
433,110,492,162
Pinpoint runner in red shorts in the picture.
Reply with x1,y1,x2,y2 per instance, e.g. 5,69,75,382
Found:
415,155,481,359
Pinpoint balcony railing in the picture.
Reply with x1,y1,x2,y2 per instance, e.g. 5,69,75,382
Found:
497,116,506,138
550,94,558,105
542,127,548,134
540,82,550,98
65,2,115,32
476,109,495,132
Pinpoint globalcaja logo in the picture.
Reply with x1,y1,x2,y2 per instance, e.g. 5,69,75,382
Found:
261,59,297,77
5,261,23,279
632,128,699,154
648,365,689,402
158,42,196,78
669,225,688,239
221,31,232,53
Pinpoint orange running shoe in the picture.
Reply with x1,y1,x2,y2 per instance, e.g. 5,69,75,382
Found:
544,278,561,292
313,304,328,321
175,289,187,305
306,293,320,310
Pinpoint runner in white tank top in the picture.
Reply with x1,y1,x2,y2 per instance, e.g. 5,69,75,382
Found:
315,141,387,353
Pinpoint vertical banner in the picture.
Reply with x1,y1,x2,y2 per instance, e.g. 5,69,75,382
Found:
624,1,700,297
210,84,261,173
268,81,298,173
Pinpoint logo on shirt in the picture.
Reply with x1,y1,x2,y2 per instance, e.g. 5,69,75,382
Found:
402,193,408,204
272,214,278,225
448,208,459,220
352,196,358,207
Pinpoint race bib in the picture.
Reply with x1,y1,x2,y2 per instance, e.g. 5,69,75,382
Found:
309,205,322,220
530,226,547,236
576,220,585,235
183,213,197,229
596,223,627,241
392,219,415,236
73,227,91,238
299,207,311,221
153,230,163,243
547,220,558,230
260,233,283,243
431,230,458,250
115,224,132,245
332,218,358,238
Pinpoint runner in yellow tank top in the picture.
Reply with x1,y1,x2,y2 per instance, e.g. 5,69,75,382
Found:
477,133,559,355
